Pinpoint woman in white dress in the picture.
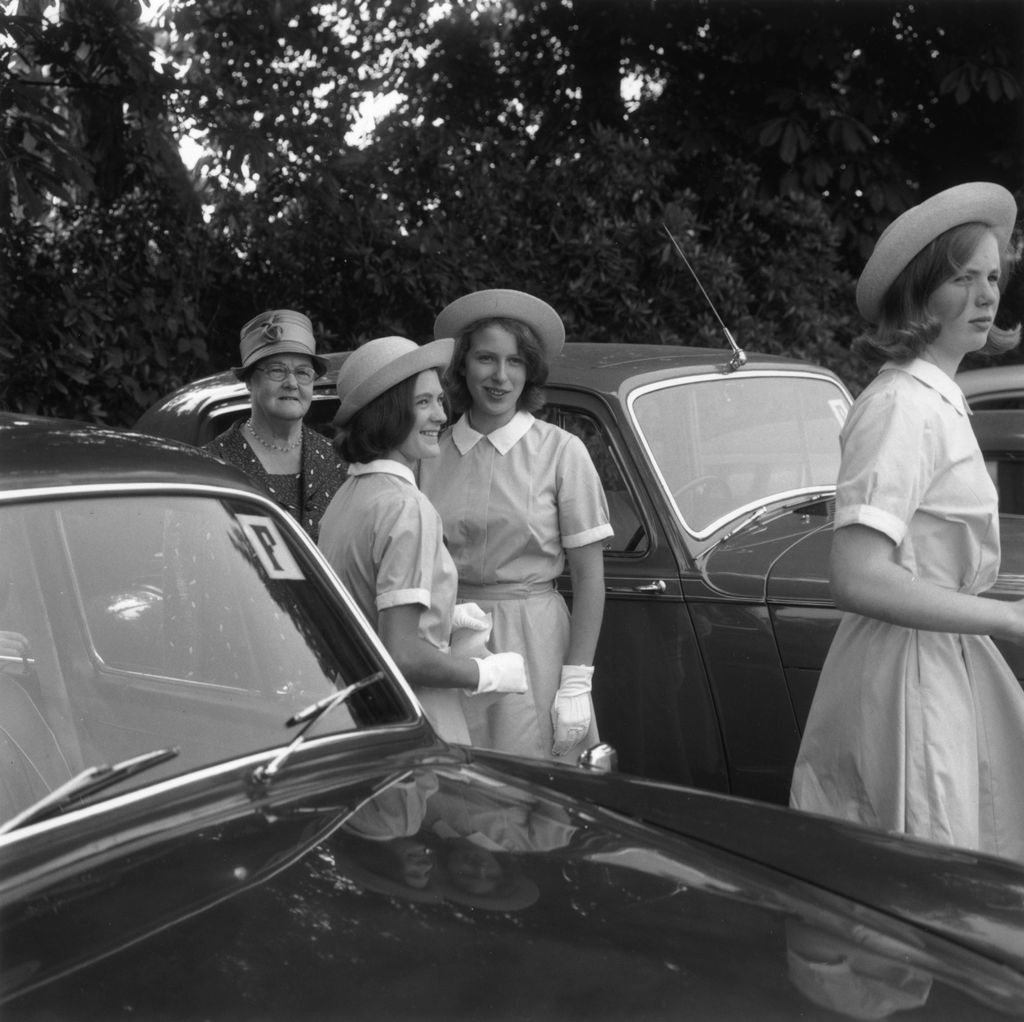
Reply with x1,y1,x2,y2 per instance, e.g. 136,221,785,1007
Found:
790,182,1024,862
420,290,613,761
317,336,526,744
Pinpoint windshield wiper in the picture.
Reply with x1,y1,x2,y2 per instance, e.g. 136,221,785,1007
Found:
696,490,835,565
0,747,180,835
252,672,385,786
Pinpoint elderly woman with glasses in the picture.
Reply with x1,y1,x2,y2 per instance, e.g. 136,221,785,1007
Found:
203,310,346,541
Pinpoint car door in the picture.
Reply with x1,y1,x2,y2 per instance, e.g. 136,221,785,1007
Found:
546,395,729,793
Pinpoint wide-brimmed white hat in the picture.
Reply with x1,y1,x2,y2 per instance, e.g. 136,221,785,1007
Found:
234,309,327,379
856,182,1017,324
434,288,565,360
333,335,455,426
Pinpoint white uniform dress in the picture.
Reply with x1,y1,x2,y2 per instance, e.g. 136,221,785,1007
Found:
420,412,613,760
790,359,1024,861
317,460,471,744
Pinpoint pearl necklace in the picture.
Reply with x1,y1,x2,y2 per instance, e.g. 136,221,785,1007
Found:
246,418,301,453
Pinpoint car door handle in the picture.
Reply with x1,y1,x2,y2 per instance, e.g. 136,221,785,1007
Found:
606,580,667,595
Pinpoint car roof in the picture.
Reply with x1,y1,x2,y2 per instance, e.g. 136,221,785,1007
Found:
957,363,1024,398
551,343,845,394
0,412,257,494
137,342,849,431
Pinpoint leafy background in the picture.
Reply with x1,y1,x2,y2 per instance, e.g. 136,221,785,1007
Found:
2,0,1022,425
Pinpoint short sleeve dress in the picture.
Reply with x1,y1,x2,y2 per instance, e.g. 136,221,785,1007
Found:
419,412,613,761
790,359,1024,862
317,460,471,745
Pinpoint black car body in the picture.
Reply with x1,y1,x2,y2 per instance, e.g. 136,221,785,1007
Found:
3,415,1024,1019
956,366,1024,515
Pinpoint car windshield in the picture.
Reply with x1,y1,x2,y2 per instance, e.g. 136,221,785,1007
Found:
0,493,412,824
630,372,849,537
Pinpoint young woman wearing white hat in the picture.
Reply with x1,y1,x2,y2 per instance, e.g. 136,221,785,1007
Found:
790,182,1024,861
317,336,527,745
203,309,346,541
420,290,613,761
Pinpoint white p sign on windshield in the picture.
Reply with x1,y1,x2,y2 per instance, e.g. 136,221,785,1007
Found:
237,514,305,580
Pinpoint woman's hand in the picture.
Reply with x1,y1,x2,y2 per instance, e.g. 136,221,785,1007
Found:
450,603,493,658
551,664,594,757
472,653,527,694
451,602,490,634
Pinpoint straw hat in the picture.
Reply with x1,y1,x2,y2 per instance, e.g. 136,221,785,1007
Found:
234,309,327,379
333,335,455,426
434,289,565,360
856,182,1017,324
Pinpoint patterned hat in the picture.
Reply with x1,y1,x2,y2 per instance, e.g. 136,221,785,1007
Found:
234,310,327,379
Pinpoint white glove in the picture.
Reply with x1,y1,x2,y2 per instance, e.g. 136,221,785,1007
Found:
551,664,594,757
471,652,528,695
451,602,490,634
451,603,494,659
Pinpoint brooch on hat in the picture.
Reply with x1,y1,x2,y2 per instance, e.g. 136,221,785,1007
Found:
260,315,284,342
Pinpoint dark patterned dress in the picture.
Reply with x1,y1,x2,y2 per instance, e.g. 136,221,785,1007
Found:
203,421,346,542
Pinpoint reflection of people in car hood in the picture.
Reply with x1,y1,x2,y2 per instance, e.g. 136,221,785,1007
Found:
423,777,576,854
342,772,440,841
333,772,444,904
786,919,932,1018
436,839,539,912
342,769,577,855
337,769,571,912
332,832,443,906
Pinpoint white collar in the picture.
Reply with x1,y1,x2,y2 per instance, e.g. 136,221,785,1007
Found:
882,358,971,417
347,459,416,485
451,411,535,455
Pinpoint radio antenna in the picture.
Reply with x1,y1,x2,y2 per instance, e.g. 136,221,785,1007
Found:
662,223,746,372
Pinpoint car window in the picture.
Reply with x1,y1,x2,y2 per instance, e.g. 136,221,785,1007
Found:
554,409,649,555
0,494,411,822
969,396,1024,411
630,373,848,537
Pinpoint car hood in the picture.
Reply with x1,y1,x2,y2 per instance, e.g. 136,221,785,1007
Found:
2,749,1023,1020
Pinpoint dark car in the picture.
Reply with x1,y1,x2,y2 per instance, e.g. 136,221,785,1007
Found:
958,365,1024,411
3,414,1024,1021
968,409,1024,515
135,344,1024,804
956,366,1024,515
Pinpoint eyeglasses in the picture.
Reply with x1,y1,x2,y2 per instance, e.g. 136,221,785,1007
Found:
257,363,317,384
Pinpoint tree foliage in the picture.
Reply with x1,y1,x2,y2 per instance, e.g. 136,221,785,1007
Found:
2,0,1021,423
